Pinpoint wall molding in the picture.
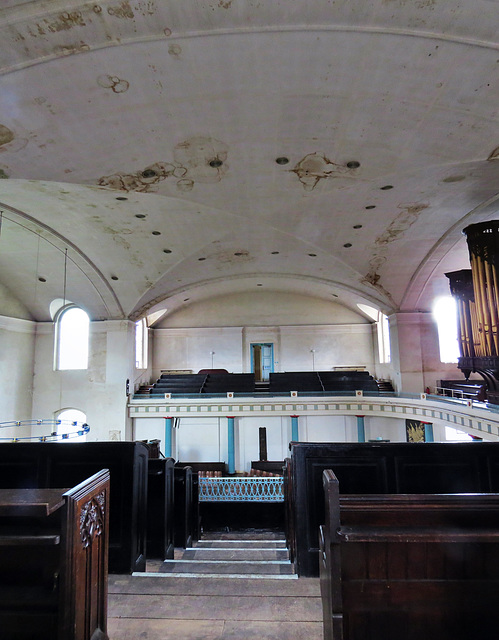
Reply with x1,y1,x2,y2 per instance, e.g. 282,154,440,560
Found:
129,395,499,439
0,314,36,334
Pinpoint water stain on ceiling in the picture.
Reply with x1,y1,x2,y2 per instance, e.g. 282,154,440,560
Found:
97,75,130,93
98,136,229,193
292,153,355,191
0,125,14,147
364,202,429,291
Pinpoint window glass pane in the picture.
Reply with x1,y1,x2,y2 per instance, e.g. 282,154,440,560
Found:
135,318,148,369
382,313,391,363
58,307,89,370
445,426,472,441
433,297,459,363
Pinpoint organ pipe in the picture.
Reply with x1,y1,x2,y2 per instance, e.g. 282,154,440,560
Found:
445,269,475,359
447,222,499,402
462,221,499,358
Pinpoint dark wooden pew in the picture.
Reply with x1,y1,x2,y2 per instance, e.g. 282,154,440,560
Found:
289,441,499,576
173,465,198,548
320,469,499,640
147,457,175,560
0,469,110,640
0,442,148,573
284,457,295,563
177,461,228,476
251,460,284,475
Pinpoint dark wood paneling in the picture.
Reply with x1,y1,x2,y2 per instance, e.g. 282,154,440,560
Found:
321,469,499,640
147,458,175,560
291,442,499,577
0,442,148,574
0,470,110,640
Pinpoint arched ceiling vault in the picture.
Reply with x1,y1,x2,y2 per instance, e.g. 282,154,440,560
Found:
1,1,499,322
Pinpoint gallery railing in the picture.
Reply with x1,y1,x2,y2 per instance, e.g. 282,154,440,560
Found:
198,476,284,502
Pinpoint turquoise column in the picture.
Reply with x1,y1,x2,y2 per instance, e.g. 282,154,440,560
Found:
424,422,434,442
291,415,299,442
227,417,235,474
356,415,366,442
164,417,173,457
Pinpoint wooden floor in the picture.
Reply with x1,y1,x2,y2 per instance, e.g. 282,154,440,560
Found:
107,530,323,640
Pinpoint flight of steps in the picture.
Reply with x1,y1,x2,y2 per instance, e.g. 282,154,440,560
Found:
107,530,323,639
377,378,395,393
255,381,270,393
159,530,296,579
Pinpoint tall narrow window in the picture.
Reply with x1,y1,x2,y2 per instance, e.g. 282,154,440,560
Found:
57,307,90,370
433,296,459,363
357,304,390,363
135,318,148,369
378,313,391,364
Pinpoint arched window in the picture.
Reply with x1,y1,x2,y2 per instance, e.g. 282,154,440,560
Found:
135,318,148,369
55,408,87,442
433,296,459,363
56,306,90,370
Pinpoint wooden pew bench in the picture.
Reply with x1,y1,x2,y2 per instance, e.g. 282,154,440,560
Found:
0,470,110,640
173,465,198,548
147,457,175,560
289,441,499,576
0,442,148,573
320,469,499,640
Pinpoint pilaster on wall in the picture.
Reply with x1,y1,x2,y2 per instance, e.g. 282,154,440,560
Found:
389,312,443,394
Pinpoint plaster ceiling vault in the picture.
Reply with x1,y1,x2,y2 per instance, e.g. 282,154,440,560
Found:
1,0,499,323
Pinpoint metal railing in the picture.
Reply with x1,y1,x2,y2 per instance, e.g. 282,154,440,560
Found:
198,476,284,502
434,386,478,400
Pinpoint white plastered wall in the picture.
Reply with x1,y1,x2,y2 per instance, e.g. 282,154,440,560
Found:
0,315,36,438
153,324,375,378
388,312,463,394
299,415,357,442
31,319,136,441
235,416,290,472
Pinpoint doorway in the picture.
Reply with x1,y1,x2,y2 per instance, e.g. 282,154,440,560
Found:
250,343,274,381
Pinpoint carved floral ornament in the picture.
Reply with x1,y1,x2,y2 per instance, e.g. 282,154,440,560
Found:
79,491,105,549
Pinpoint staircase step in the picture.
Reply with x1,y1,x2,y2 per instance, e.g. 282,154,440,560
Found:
194,539,286,549
201,530,285,541
182,548,289,561
160,559,294,576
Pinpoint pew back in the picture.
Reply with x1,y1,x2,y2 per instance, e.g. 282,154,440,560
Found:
147,457,175,560
290,441,499,576
0,469,110,640
0,442,148,573
320,469,499,640
174,466,198,548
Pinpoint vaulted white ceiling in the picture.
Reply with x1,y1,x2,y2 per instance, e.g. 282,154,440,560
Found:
1,0,499,322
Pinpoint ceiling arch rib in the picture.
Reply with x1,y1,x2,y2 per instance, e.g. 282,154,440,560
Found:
0,200,124,320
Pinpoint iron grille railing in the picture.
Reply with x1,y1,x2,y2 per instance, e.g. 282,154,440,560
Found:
198,476,284,502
